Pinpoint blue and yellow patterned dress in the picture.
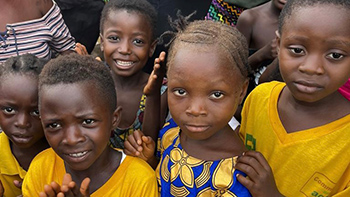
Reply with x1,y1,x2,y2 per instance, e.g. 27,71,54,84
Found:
156,119,252,197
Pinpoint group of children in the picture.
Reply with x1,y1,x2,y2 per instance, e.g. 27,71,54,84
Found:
0,0,349,196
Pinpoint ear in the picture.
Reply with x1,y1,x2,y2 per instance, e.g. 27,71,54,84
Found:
238,79,249,105
149,39,158,57
99,33,104,52
112,106,122,130
275,30,281,55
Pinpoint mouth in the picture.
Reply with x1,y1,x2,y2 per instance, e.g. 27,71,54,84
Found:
67,151,89,158
294,81,322,94
279,0,287,4
115,60,135,69
12,134,33,144
185,124,210,133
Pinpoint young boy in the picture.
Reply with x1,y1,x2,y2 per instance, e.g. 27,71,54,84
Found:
22,53,158,196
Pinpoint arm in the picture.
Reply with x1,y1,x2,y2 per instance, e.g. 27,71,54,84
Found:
248,38,278,71
235,151,284,197
142,52,167,143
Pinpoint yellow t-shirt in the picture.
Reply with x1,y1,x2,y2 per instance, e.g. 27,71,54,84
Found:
240,81,350,197
0,132,26,197
22,148,159,197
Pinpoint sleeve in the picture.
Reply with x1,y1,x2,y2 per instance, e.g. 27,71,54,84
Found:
46,3,76,53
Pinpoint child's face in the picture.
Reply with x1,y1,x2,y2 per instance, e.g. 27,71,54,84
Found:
278,5,350,103
167,47,248,141
39,82,120,171
0,74,44,148
100,9,156,77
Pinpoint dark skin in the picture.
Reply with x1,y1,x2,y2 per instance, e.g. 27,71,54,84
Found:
0,0,53,32
236,0,284,71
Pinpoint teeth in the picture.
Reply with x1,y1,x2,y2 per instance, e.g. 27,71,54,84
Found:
69,151,88,158
117,60,133,67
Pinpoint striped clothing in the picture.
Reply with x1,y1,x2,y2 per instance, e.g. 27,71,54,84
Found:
0,1,75,63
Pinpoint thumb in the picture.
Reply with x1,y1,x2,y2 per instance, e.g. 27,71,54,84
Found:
80,177,91,197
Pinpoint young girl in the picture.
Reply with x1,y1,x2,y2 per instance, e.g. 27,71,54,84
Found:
0,54,49,196
238,0,350,196
99,0,167,148
0,0,76,63
124,18,268,196
21,53,158,196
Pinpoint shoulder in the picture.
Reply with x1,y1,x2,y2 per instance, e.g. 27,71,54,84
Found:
251,81,284,96
29,148,57,168
38,0,54,15
121,156,156,179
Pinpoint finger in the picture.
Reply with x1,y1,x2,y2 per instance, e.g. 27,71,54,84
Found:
236,173,255,191
235,160,259,181
124,140,141,156
242,151,272,172
42,184,57,197
50,181,61,193
39,192,48,197
142,136,155,147
68,181,80,196
133,130,145,145
62,173,73,186
80,177,91,196
13,180,22,189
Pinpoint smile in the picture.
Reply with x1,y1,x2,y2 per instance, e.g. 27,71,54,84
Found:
67,151,89,158
116,60,134,67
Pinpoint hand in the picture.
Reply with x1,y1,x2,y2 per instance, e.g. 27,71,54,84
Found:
235,151,284,197
75,43,88,55
124,130,155,162
13,179,22,190
0,179,4,197
143,52,166,96
59,173,90,197
261,38,278,60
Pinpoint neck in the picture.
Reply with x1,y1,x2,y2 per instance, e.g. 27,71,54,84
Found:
268,1,282,17
112,70,148,89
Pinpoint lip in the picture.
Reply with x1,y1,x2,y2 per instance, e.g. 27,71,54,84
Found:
294,81,323,94
114,59,135,70
279,0,287,4
11,134,33,144
184,124,210,133
63,150,91,164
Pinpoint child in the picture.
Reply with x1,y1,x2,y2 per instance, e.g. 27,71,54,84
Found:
238,0,350,196
99,0,167,148
21,53,159,196
0,54,49,196
125,19,261,196
0,0,76,63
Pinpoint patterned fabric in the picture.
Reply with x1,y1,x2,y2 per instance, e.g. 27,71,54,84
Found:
110,82,168,149
0,1,76,63
156,119,252,197
205,0,245,27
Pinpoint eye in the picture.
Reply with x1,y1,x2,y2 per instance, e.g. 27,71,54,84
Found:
327,52,344,60
2,107,16,115
289,47,305,55
46,122,61,129
209,91,224,99
107,35,120,42
30,109,40,117
133,39,144,45
173,89,187,96
83,119,95,125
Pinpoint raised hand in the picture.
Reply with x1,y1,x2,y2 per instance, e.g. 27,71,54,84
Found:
143,51,166,96
75,43,88,55
59,173,90,197
235,151,284,197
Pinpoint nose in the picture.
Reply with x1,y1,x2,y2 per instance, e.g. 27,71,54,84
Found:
299,54,325,75
62,125,85,145
185,97,207,117
14,112,31,128
118,39,131,55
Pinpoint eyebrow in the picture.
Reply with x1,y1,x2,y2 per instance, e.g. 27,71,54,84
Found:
326,40,350,48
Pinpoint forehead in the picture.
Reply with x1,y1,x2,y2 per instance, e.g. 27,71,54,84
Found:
0,74,38,100
281,5,350,41
168,47,242,84
103,9,153,36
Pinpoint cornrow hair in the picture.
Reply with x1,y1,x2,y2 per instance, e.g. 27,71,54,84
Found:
279,0,350,34
161,11,251,78
0,54,47,80
39,53,117,112
100,0,157,40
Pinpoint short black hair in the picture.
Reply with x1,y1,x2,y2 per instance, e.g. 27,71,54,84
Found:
39,53,116,112
0,54,47,80
279,0,350,34
100,0,157,40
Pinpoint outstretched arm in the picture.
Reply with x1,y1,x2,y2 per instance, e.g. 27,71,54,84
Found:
235,151,284,197
142,52,167,143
